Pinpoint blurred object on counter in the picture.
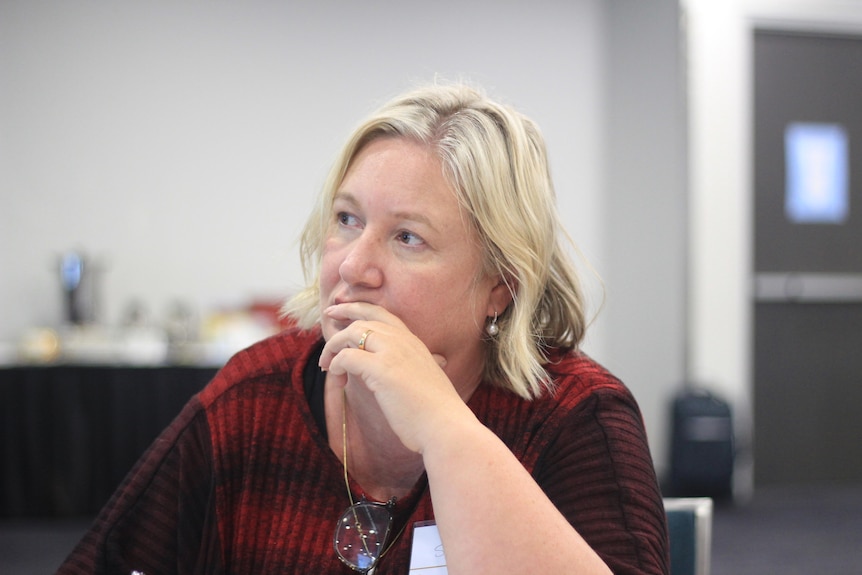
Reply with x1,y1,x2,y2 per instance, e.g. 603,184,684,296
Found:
165,300,199,364
118,300,169,364
59,251,103,325
121,299,150,327
120,326,169,364
59,323,168,365
196,298,285,365
247,299,295,331
17,327,61,363
60,324,123,364
9,296,288,367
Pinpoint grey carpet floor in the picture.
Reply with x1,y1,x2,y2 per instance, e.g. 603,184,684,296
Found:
1,484,861,574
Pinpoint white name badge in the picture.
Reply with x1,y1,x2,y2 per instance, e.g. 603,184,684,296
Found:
408,521,448,574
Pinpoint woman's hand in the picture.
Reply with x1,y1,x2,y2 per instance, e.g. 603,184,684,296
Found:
319,302,613,575
318,301,476,454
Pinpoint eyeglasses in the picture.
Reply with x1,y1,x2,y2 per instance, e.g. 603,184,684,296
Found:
333,497,395,572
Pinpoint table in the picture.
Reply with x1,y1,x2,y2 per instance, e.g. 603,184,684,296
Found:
0,365,218,518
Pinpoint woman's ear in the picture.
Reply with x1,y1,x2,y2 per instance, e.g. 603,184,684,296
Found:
487,276,515,317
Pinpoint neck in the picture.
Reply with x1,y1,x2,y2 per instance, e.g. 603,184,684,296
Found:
326,379,425,502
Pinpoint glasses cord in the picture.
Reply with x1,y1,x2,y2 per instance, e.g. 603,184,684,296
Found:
341,389,408,568
342,389,355,506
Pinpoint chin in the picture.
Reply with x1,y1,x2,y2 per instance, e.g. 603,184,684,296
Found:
321,317,351,341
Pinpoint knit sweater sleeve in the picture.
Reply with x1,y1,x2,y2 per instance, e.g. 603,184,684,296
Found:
534,387,670,575
56,395,223,575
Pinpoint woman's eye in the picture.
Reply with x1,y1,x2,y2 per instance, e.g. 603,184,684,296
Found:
397,230,424,246
337,212,360,227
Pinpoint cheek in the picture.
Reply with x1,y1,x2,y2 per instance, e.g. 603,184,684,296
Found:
317,250,344,341
399,276,483,333
319,242,342,291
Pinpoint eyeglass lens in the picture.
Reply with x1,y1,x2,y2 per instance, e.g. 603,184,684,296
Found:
334,501,394,572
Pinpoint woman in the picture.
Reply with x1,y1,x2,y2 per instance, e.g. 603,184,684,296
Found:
58,83,669,574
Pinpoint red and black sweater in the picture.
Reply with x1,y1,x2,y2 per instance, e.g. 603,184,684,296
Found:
58,327,669,574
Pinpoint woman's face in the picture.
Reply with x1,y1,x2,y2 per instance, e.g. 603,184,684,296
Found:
319,137,503,389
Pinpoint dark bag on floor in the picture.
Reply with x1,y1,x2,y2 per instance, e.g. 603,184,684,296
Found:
668,389,734,498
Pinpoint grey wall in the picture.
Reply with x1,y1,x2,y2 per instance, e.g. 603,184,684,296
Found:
603,0,687,479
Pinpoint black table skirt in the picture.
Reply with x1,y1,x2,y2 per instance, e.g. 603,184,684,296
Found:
0,365,218,518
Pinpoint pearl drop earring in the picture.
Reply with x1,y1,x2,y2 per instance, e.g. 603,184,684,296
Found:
486,311,499,337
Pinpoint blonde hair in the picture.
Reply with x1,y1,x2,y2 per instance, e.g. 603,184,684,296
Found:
284,82,589,399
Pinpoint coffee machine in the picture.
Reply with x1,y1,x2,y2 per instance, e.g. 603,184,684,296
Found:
59,251,97,325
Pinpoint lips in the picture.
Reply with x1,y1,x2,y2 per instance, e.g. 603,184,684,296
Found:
332,296,375,307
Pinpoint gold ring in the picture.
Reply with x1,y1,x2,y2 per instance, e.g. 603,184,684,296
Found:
357,329,373,351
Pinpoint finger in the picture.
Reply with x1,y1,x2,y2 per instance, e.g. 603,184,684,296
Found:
325,369,348,391
326,347,368,380
319,320,379,371
324,302,407,329
357,328,374,352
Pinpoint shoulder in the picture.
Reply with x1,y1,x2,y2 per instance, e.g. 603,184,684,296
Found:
526,349,646,448
542,348,636,413
199,326,322,408
473,349,639,448
473,349,633,423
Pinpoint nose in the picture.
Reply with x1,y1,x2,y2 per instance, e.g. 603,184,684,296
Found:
338,232,384,289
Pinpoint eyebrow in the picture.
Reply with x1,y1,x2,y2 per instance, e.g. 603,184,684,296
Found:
333,190,437,230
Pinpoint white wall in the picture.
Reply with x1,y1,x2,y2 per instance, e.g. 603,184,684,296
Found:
1,0,690,474
683,0,862,497
0,0,605,340
602,0,687,480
